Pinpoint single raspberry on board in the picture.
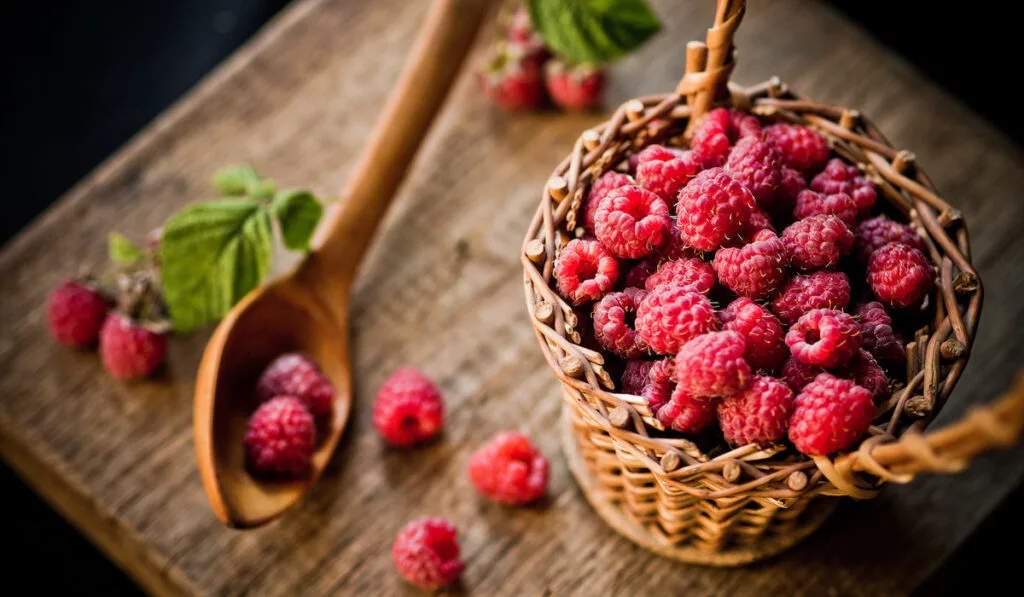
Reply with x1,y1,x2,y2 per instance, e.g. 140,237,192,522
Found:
690,108,762,167
582,171,634,234
674,331,751,398
793,189,858,227
867,242,935,308
724,136,782,205
592,287,649,359
545,59,606,111
786,308,862,369
468,431,549,505
676,167,756,251
841,349,891,402
392,517,464,590
853,301,906,365
477,44,544,110
789,373,875,456
657,385,717,434
719,297,788,372
554,238,620,305
810,158,877,217
640,358,675,413
621,359,655,395
256,352,334,418
635,285,718,355
47,279,111,347
717,375,795,446
772,270,852,324
372,367,445,448
781,214,854,271
594,185,672,259
713,230,788,300
854,215,926,263
635,144,702,203
780,356,824,394
244,396,315,477
763,123,830,173
99,313,169,380
643,257,716,294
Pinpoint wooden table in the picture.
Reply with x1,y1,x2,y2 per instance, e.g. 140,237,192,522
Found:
2,0,1023,594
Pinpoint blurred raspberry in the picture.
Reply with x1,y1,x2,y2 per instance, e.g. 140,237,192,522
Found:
478,44,544,110
392,517,464,589
468,431,549,505
372,367,445,448
621,359,655,395
545,59,606,111
772,270,851,324
99,314,169,380
257,352,334,418
554,238,620,305
244,396,315,477
47,279,111,347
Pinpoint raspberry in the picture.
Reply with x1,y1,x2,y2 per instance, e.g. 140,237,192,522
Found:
640,358,675,413
717,375,795,446
582,171,634,234
713,230,788,300
635,285,718,354
719,298,788,372
744,208,777,237
477,44,544,110
594,185,672,259
372,367,445,447
392,517,464,590
724,136,782,205
675,331,751,398
635,144,702,203
47,279,111,347
621,359,655,395
624,258,657,289
772,270,851,324
690,108,762,167
657,385,717,433
841,349,891,402
545,59,606,111
775,167,807,209
789,373,875,455
810,158,877,217
98,314,169,380
256,353,334,418
867,242,936,308
854,215,926,263
853,301,906,365
786,309,862,368
793,190,858,227
555,238,620,305
508,5,545,48
676,167,756,251
763,123,830,172
780,356,824,393
244,396,315,476
592,287,649,358
781,214,854,271
652,225,696,263
644,257,716,294
468,431,549,505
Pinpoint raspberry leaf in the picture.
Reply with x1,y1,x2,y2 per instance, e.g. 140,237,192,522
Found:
271,189,324,251
108,232,144,267
525,0,660,64
211,164,261,196
159,199,273,332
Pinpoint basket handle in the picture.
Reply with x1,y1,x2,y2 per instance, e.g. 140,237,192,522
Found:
679,0,746,134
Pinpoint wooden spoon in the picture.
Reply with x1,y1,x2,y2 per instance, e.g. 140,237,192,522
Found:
194,0,492,528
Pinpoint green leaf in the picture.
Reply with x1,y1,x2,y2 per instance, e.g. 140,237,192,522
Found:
108,232,145,267
159,199,274,332
211,164,261,196
525,0,660,64
250,179,277,201
271,189,324,251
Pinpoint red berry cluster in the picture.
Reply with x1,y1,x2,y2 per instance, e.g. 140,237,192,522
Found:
551,108,937,457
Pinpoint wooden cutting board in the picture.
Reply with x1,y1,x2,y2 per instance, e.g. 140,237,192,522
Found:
2,0,1023,595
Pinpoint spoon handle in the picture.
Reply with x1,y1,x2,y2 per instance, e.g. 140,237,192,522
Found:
311,0,492,280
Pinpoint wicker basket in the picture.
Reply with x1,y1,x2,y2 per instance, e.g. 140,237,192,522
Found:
521,0,1024,566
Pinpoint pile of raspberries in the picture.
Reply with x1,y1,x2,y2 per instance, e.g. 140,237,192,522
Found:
553,108,935,457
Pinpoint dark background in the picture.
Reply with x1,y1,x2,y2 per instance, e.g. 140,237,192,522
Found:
1,1,1020,593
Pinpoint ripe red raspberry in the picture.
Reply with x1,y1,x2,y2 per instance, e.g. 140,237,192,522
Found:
724,136,782,205
717,375,795,446
763,123,830,173
468,431,549,505
867,242,935,308
786,309,862,368
477,44,544,110
690,108,762,168
719,297,788,372
810,158,877,217
594,185,672,259
47,279,111,347
789,373,875,455
793,190,858,227
676,167,756,251
244,396,315,477
780,356,824,393
592,287,649,358
744,208,777,238
635,285,718,355
772,270,851,324
854,215,926,263
643,257,716,294
554,238,620,305
775,166,807,210
675,331,751,398
713,230,788,300
372,367,445,448
640,359,675,413
781,214,854,271
256,353,334,418
545,59,606,111
841,349,891,402
653,225,697,262
99,314,169,380
657,385,716,433
621,360,655,395
635,144,702,203
392,517,464,590
582,171,634,234
853,301,906,365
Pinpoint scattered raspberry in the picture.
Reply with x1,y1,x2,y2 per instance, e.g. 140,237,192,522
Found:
372,367,445,448
781,214,854,271
635,285,718,354
717,375,795,446
793,190,858,227
786,309,862,368
674,331,751,398
690,108,762,167
853,301,906,365
643,257,716,294
657,385,717,433
763,123,830,173
244,396,315,477
624,258,657,289
621,360,655,395
635,145,702,203
392,517,464,590
775,166,807,210
854,215,926,263
256,353,334,418
789,373,875,455
676,167,756,251
713,230,788,300
640,358,675,413
780,356,824,393
554,238,620,305
507,6,549,65
719,297,788,372
98,314,169,380
582,171,634,234
841,349,891,402
594,185,672,259
810,158,877,217
592,287,649,358
477,44,544,110
47,279,111,347
545,59,606,111
724,136,782,205
772,270,851,324
867,242,935,308
468,431,549,505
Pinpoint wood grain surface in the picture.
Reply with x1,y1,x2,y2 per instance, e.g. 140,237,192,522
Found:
2,0,1023,595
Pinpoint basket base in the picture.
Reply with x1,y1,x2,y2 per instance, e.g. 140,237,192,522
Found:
560,406,837,566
